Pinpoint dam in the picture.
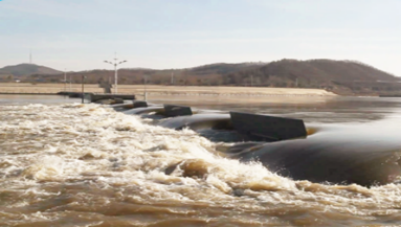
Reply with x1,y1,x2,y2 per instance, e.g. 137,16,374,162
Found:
111,100,401,187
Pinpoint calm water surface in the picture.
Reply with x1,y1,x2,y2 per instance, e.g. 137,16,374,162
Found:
1,94,401,226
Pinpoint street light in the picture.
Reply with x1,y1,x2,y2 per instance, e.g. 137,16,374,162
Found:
104,54,127,94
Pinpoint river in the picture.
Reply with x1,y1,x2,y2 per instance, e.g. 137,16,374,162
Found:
1,94,401,226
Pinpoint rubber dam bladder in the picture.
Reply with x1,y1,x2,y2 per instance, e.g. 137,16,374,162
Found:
233,125,401,186
118,101,401,187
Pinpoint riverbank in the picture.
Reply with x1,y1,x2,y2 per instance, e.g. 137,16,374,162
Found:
0,83,336,97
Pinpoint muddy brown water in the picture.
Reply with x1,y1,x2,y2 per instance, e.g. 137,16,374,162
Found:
1,94,401,226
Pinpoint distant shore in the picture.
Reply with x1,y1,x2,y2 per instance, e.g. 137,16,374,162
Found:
0,83,336,97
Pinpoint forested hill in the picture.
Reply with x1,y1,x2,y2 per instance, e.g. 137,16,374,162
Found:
223,59,400,94
13,59,401,95
0,63,61,77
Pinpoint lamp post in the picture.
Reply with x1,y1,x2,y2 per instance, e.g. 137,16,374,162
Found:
104,54,127,94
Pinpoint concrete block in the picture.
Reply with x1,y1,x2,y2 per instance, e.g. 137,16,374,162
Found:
230,112,307,141
164,105,193,117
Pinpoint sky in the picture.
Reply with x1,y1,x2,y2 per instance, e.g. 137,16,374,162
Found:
1,0,401,75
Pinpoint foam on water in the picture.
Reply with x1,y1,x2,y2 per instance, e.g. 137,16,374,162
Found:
1,103,401,226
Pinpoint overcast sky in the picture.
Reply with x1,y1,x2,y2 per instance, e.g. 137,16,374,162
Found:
1,0,401,75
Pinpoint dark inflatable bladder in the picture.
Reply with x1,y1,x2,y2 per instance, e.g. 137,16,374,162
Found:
233,126,401,186
110,103,133,111
117,101,401,186
123,104,193,119
158,113,232,131
112,101,148,112
123,106,164,115
158,113,259,142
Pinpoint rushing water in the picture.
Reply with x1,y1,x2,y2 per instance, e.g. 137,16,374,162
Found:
1,95,401,226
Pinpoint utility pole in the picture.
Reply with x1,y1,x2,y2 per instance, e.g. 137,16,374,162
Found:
81,75,86,104
143,74,148,101
64,69,67,92
104,53,127,94
69,74,72,92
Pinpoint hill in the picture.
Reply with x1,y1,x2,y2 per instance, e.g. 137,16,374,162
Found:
0,63,61,78
27,62,263,85
223,59,401,94
19,59,401,95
